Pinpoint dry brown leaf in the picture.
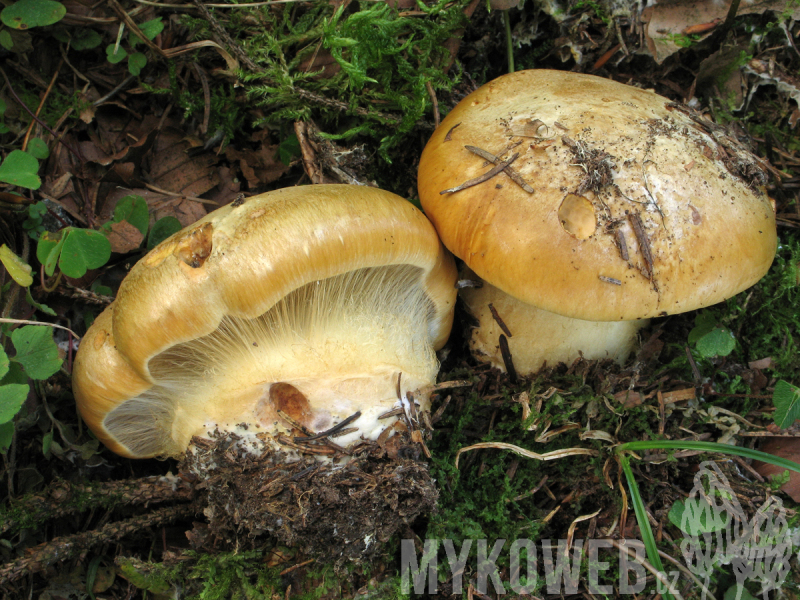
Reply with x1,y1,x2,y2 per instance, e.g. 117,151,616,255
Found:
203,166,241,206
106,220,144,254
661,388,696,403
150,128,220,198
642,0,800,64
614,389,642,408
224,143,290,189
44,173,73,199
753,438,800,502
153,198,207,228
298,49,341,80
696,44,749,108
749,357,774,370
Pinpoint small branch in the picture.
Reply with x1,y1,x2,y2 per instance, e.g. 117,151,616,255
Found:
0,503,198,584
0,318,80,340
107,0,169,58
0,67,82,162
0,475,196,537
440,153,519,195
628,213,654,279
465,145,534,193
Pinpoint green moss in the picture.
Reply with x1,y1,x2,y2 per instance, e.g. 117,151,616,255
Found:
118,551,282,600
243,0,469,160
140,62,245,147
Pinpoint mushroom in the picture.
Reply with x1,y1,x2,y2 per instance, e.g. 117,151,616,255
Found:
418,70,777,374
72,184,457,459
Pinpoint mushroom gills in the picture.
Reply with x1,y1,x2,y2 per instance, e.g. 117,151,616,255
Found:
103,264,438,457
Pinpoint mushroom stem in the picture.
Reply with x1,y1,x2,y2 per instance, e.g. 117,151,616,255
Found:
462,279,648,373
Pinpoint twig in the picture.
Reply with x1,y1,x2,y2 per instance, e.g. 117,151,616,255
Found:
0,503,198,584
143,183,220,206
92,75,136,107
425,80,440,129
499,334,517,384
63,283,114,305
192,63,211,134
0,475,195,537
276,410,350,455
22,59,63,152
294,411,361,442
0,318,80,340
628,213,654,279
602,538,686,599
464,145,534,193
107,0,168,58
488,303,512,337
0,67,82,162
440,153,519,195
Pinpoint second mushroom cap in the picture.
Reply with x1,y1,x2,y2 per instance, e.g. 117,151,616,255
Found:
418,70,777,372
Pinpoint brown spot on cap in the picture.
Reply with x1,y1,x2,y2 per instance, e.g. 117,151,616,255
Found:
173,223,213,268
558,194,596,240
270,382,313,428
690,205,702,225
93,331,108,350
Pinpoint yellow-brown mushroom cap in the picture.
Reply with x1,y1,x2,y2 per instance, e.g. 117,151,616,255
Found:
73,185,457,458
418,70,777,322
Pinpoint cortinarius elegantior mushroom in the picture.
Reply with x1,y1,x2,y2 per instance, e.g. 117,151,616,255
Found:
418,70,777,374
73,185,457,459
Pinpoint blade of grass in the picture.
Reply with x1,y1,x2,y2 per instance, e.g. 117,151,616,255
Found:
618,455,678,600
617,440,800,475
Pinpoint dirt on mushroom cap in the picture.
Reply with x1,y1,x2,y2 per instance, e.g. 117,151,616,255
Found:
418,70,777,322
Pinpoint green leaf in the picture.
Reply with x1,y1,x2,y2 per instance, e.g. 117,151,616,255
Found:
25,288,56,316
0,348,8,380
128,52,146,76
773,380,800,429
695,327,736,358
147,216,181,249
105,44,127,64
70,28,102,50
37,231,64,277
0,29,12,50
112,195,149,235
724,586,757,600
11,325,62,380
0,244,33,287
687,310,717,345
136,17,163,42
0,150,41,189
0,421,14,453
0,384,29,423
0,0,66,29
59,229,111,278
28,200,47,218
26,137,49,159
1,361,28,385
278,134,301,165
668,498,728,535
91,281,113,297
42,430,52,456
